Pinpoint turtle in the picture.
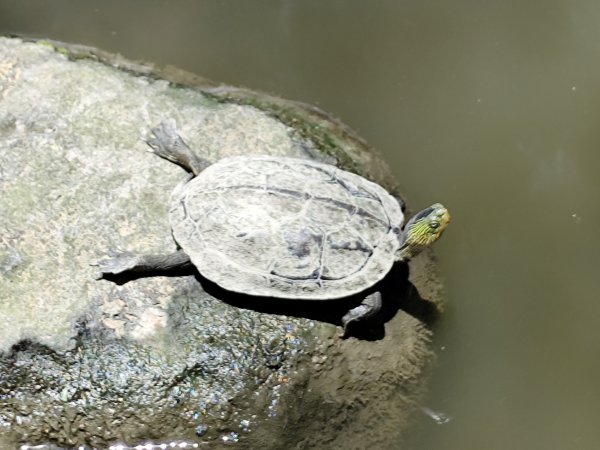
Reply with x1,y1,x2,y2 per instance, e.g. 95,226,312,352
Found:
95,120,450,336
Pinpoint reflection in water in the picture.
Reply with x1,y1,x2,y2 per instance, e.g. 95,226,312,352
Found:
421,406,451,425
2,1,600,448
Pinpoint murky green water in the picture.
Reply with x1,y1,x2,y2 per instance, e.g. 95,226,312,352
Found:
2,1,600,448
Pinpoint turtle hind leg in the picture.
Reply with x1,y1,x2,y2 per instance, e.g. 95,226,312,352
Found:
341,291,383,338
92,249,192,279
146,119,210,176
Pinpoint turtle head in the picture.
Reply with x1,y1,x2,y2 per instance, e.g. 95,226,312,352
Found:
398,203,450,260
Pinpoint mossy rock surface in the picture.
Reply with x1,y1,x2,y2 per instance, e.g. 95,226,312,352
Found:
0,37,443,449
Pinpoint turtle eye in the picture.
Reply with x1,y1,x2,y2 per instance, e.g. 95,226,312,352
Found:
429,222,439,229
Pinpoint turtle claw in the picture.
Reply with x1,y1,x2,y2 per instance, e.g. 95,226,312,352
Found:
145,119,182,161
92,252,140,278
340,324,351,340
340,291,383,338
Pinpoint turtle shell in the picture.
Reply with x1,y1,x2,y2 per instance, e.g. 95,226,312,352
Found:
169,156,404,300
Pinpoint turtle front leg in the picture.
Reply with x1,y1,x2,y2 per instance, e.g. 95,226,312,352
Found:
341,291,383,338
93,249,192,279
146,119,210,176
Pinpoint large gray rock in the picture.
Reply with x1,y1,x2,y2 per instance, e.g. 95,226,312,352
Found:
0,37,443,449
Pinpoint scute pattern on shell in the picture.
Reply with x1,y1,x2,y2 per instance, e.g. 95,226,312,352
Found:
169,156,404,300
